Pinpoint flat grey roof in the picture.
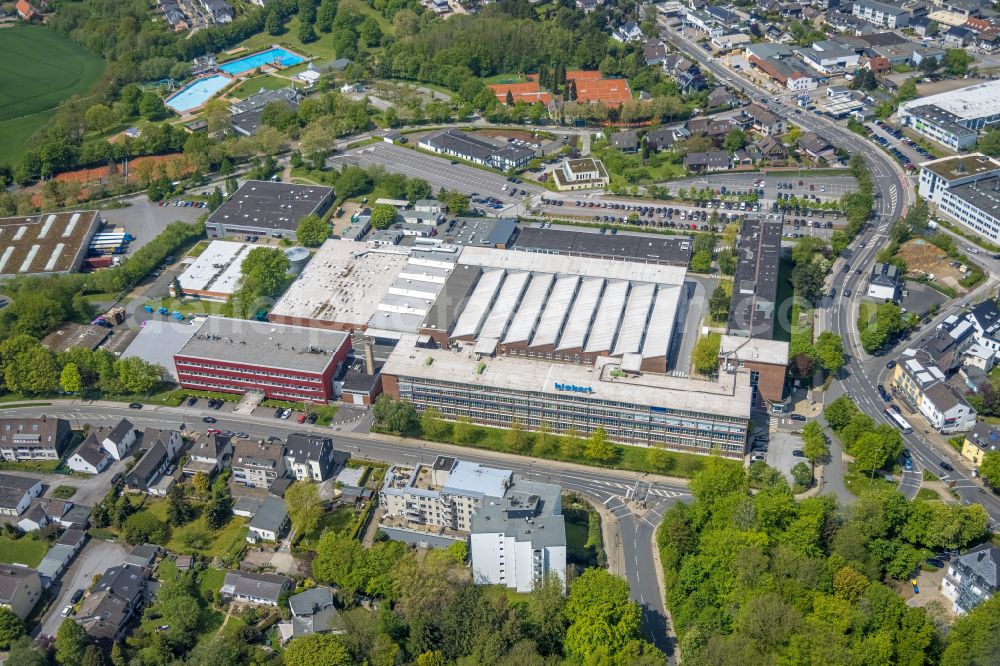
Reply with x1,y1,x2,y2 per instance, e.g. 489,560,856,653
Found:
122,320,199,381
727,218,781,339
176,316,348,373
513,226,692,266
207,181,332,233
178,240,252,295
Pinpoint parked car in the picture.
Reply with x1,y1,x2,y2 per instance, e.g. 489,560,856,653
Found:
750,454,766,463
236,432,249,439
128,402,143,409
792,450,805,458
306,413,318,424
187,397,198,406
70,589,84,604
281,408,292,419
274,408,284,418
61,605,74,618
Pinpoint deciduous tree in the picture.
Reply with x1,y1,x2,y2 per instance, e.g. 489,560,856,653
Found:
296,214,329,247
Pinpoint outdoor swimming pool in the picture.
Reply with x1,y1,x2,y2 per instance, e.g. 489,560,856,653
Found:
165,74,232,114
218,47,305,75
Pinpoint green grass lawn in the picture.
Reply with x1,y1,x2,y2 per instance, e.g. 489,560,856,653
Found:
227,75,293,100
233,16,339,63
185,241,211,259
0,25,106,162
915,488,940,501
844,461,897,497
139,499,247,559
197,567,226,601
482,73,528,85
295,506,358,551
0,534,49,567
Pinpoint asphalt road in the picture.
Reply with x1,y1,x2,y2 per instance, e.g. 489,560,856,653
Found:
1,400,686,655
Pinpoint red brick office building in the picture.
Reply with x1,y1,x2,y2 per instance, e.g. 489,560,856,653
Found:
174,317,350,404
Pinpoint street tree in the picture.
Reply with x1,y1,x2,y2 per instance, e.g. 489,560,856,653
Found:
801,421,829,465
814,331,845,374
452,416,476,444
585,428,617,463
113,356,163,394
420,407,448,439
980,450,1000,491
504,419,530,452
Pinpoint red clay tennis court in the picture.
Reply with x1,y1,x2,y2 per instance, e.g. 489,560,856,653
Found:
488,81,552,105
567,71,632,106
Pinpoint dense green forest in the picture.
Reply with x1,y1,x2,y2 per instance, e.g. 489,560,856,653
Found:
657,457,994,665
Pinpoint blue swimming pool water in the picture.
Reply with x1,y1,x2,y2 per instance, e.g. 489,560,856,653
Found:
165,74,232,113
218,48,305,75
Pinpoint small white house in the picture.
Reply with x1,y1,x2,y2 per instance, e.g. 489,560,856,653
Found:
100,419,138,461
66,432,114,475
868,262,901,302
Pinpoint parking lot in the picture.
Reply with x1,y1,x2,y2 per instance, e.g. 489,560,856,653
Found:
867,121,932,170
329,143,542,210
37,540,129,639
763,430,805,484
98,195,205,255
663,173,858,203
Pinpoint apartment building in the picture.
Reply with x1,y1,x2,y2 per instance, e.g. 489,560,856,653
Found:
918,155,1000,243
232,439,285,489
283,432,337,482
0,417,71,463
470,479,566,592
380,456,515,533
889,348,977,433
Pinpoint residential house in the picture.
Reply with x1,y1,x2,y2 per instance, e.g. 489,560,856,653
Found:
744,103,788,136
941,543,999,614
962,421,999,467
0,417,71,463
889,348,977,433
756,136,788,162
17,503,50,532
98,419,137,461
284,432,337,482
798,132,835,161
0,564,42,620
645,126,685,151
199,0,233,23
125,429,182,496
77,564,149,646
66,431,114,475
247,496,289,543
643,38,668,66
221,571,291,606
277,586,346,643
232,439,286,489
183,433,232,478
868,262,901,301
612,21,644,43
944,25,974,47
610,130,639,153
0,473,42,516
707,87,738,109
684,151,732,172
15,0,39,20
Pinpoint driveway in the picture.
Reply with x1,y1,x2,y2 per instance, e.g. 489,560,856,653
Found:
37,539,129,638
13,457,130,508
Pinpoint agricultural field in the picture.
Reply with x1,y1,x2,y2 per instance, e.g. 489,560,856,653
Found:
0,25,105,162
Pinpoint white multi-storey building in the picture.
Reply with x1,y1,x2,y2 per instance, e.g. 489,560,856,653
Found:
919,154,1000,244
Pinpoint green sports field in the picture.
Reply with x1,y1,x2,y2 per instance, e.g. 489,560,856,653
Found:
0,25,105,162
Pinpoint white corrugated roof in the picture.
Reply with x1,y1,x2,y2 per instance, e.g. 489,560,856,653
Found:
452,269,505,338
585,281,630,353
503,273,554,344
613,283,656,356
557,278,605,351
641,285,682,360
479,271,530,340
531,275,580,348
